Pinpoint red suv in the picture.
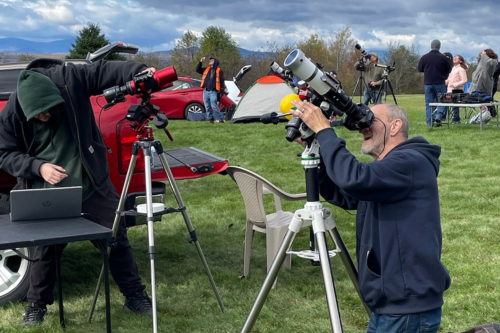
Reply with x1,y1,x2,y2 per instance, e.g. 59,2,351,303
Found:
0,42,228,306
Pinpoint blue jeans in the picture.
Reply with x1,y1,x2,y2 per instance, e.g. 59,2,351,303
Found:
424,84,447,125
452,106,460,122
366,307,442,333
364,88,381,105
203,90,224,121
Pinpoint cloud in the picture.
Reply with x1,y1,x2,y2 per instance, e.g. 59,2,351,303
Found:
0,0,498,60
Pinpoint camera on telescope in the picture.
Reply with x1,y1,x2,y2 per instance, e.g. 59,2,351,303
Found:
270,61,294,82
355,43,373,71
102,66,178,132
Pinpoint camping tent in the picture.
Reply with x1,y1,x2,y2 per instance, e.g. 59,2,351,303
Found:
230,75,297,123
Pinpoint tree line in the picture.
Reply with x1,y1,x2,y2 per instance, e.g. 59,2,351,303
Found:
2,23,481,95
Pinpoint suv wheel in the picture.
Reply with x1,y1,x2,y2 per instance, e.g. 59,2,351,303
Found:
184,103,205,119
0,247,32,306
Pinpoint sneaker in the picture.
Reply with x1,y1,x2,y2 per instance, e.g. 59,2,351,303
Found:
452,120,461,124
123,290,152,316
215,120,225,123
209,118,214,124
20,304,47,327
434,116,442,127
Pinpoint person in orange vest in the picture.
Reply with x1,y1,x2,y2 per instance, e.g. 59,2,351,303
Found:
196,56,226,123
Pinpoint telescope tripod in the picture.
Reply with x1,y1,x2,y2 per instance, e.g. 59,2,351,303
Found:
88,131,225,333
352,70,370,104
375,74,398,105
241,140,370,333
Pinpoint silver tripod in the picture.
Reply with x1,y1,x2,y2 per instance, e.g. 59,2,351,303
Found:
241,140,370,333
88,128,225,333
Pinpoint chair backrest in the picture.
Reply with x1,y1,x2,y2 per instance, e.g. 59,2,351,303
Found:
226,166,307,229
227,167,268,228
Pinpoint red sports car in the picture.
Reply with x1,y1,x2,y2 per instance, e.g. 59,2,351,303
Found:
150,77,205,119
150,77,238,120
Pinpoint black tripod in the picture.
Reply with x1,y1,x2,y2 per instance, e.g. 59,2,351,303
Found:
374,69,397,105
88,102,225,332
352,68,370,104
240,140,370,333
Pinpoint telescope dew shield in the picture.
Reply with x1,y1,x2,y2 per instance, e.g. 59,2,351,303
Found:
284,49,329,96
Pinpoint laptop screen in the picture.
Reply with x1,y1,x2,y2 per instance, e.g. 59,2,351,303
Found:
10,186,82,222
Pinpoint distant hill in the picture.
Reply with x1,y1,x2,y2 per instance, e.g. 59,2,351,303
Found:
150,47,273,59
0,38,74,54
0,38,272,58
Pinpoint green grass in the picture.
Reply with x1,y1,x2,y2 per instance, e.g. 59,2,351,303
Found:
2,94,500,332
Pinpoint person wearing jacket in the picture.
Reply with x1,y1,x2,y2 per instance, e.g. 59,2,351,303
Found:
354,53,384,105
0,59,154,326
289,101,451,333
445,55,468,124
469,49,499,95
196,56,226,123
418,39,452,127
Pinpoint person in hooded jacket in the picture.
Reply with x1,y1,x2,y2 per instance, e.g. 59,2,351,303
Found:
0,58,155,327
289,101,451,333
196,56,226,123
469,49,499,95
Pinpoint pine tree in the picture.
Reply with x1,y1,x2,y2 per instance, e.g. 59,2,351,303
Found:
67,22,125,60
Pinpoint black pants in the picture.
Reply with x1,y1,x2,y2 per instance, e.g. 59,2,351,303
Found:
27,187,145,306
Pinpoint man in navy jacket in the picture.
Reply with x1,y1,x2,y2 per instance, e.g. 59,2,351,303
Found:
418,39,452,127
289,101,451,333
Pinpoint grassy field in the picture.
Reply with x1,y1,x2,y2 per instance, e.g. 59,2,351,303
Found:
1,94,500,332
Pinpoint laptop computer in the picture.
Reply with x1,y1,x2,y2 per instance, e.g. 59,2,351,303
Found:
10,186,82,222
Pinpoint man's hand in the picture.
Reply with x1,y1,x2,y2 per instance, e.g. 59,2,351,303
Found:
290,100,331,133
40,163,68,185
137,67,157,93
201,57,206,62
139,67,156,75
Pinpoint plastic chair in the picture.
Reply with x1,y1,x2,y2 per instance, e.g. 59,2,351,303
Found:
226,166,306,284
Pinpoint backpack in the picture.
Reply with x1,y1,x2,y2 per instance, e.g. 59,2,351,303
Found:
468,106,492,124
463,90,493,103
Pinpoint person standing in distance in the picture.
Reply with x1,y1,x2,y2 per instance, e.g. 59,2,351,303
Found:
418,39,452,127
354,53,384,105
196,55,226,123
445,55,468,124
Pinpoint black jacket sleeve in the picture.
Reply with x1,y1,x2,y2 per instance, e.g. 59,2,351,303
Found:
196,62,206,75
219,69,226,92
63,60,148,97
0,94,44,180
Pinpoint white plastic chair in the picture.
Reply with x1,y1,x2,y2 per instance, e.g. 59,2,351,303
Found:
226,166,306,285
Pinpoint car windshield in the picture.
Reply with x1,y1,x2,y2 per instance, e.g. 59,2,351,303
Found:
163,79,201,92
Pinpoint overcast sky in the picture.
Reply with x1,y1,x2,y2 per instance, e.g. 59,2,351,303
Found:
0,0,498,62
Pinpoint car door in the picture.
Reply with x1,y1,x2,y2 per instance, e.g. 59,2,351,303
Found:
150,79,203,119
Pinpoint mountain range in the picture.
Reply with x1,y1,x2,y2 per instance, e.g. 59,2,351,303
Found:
0,38,76,54
0,37,270,58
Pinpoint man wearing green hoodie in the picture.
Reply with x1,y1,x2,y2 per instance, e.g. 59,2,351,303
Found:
0,58,155,326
